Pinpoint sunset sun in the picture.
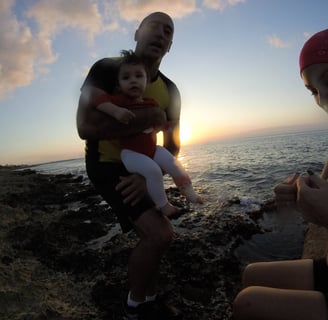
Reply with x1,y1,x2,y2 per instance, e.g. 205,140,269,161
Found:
180,121,192,144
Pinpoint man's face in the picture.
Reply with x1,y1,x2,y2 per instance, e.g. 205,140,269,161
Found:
135,13,174,61
302,63,328,113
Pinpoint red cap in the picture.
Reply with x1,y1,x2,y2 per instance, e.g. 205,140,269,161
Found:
299,29,328,72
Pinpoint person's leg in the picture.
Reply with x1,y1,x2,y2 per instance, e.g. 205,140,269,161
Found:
121,149,178,216
242,259,314,290
153,146,204,203
129,208,174,301
121,149,169,208
233,286,327,320
86,161,180,318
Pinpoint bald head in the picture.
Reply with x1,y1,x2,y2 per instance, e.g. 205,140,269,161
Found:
134,12,174,68
139,12,174,32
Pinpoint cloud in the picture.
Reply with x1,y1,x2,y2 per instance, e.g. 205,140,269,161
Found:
303,31,312,39
267,34,291,48
0,0,44,99
202,0,245,10
1,0,243,100
0,0,104,100
114,0,197,22
26,0,103,44
0,0,203,100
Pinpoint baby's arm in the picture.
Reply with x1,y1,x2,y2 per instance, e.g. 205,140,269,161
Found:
96,102,136,125
78,88,167,140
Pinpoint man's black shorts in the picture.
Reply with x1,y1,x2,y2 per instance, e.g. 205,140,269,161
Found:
86,160,154,233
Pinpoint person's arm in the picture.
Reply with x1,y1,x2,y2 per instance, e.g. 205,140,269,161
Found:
95,96,136,125
163,120,180,157
161,76,181,156
76,86,167,140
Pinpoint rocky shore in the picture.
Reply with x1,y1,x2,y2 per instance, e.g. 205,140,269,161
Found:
0,165,284,320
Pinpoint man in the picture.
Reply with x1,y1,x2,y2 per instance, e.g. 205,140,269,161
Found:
76,12,182,319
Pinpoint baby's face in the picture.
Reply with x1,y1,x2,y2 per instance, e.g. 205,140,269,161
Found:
118,63,148,99
302,63,328,113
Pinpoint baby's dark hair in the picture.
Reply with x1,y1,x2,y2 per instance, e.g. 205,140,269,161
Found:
120,49,144,65
117,50,149,80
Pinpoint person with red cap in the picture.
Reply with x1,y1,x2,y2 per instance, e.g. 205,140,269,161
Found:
233,28,328,320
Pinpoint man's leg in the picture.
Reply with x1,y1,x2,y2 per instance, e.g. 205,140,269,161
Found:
129,208,174,301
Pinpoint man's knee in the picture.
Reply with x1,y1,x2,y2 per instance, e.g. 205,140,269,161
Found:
135,210,174,248
149,221,174,249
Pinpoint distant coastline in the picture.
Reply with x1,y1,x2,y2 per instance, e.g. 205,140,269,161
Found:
197,125,328,146
2,126,328,167
241,124,328,138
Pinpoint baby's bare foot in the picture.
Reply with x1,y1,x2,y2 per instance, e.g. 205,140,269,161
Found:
160,202,180,217
179,184,205,204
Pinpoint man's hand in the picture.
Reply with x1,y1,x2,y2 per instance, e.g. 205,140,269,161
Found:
116,174,147,206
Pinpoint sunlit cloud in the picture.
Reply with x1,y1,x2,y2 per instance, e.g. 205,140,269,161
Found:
26,0,103,44
115,0,197,21
202,0,245,10
267,34,291,48
0,0,48,99
0,0,104,100
0,0,245,100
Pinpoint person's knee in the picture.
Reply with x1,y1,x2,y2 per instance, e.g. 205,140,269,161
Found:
146,162,163,179
141,219,174,248
242,262,263,287
150,223,174,249
233,290,249,319
135,210,174,249
233,287,260,319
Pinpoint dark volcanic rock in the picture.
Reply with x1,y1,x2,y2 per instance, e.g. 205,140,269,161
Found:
0,166,263,320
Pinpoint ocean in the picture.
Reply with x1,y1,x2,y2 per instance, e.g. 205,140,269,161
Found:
29,129,328,264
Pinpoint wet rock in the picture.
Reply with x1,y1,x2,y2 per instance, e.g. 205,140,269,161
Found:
0,167,263,320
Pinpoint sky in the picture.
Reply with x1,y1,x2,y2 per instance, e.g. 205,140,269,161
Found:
1,0,328,165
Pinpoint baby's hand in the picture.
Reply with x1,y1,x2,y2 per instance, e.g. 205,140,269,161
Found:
114,108,136,124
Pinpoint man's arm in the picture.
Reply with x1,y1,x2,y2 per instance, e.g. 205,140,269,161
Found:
163,120,180,157
161,75,182,156
76,86,167,140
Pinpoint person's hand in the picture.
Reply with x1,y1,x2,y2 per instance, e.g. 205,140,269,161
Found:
273,173,299,208
115,174,147,206
114,108,136,124
320,159,328,179
296,173,328,227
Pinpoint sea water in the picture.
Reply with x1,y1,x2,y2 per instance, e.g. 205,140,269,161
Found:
30,129,328,263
